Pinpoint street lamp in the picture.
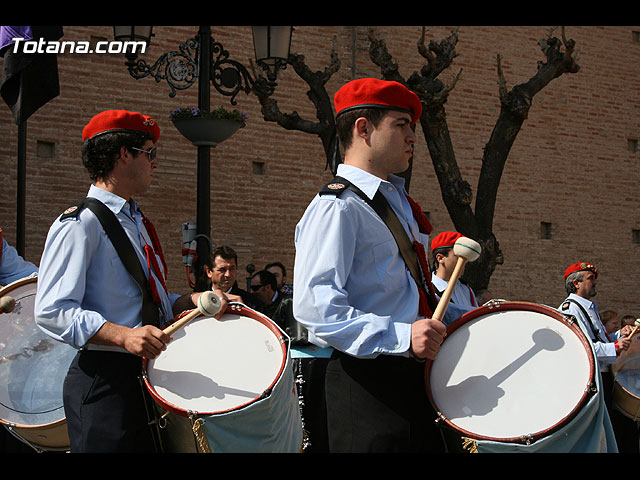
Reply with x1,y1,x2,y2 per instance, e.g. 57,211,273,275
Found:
112,25,293,290
252,26,293,85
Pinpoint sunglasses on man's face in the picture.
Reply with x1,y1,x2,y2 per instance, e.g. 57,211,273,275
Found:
131,146,157,162
250,284,265,292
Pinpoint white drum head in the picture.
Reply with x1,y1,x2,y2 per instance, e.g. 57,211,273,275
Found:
427,302,594,443
0,278,76,428
145,306,287,415
614,340,640,399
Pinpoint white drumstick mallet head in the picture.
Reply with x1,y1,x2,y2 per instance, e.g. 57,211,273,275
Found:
164,291,224,337
197,290,223,317
452,237,482,263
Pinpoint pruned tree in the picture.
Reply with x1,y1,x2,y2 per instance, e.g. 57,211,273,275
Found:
254,27,580,292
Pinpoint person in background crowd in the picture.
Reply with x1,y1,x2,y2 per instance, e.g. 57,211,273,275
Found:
601,310,621,336
266,261,293,295
0,228,37,286
204,246,263,311
250,269,293,330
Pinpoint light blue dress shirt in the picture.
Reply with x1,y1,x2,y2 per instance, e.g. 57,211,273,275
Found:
0,237,38,286
35,185,178,351
560,293,620,370
293,164,466,359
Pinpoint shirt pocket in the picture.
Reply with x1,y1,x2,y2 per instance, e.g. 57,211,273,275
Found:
371,238,405,293
108,254,139,298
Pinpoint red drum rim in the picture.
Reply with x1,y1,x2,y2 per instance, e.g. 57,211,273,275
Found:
142,304,288,418
425,301,596,445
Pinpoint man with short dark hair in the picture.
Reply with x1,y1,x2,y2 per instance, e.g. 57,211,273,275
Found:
204,246,263,311
250,269,293,330
294,78,467,453
265,261,293,295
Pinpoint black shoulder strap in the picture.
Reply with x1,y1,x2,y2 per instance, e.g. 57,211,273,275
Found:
65,198,160,327
562,298,604,343
321,176,433,309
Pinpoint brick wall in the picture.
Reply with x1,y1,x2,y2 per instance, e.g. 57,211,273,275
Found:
1,25,639,318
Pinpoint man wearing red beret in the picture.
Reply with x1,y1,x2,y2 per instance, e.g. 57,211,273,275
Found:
35,110,228,453
559,263,631,419
431,231,478,308
293,78,467,452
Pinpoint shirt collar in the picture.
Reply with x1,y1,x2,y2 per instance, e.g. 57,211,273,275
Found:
336,164,406,200
568,293,596,310
88,184,137,216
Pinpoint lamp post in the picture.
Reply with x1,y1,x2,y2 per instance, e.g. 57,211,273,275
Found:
113,25,293,290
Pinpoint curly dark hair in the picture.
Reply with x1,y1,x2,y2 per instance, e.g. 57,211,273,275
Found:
81,130,153,181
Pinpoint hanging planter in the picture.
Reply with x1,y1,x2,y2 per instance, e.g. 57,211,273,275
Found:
170,106,248,147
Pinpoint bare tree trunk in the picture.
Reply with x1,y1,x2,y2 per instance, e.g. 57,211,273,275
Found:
368,27,579,292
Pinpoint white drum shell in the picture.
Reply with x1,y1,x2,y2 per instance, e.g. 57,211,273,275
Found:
144,305,302,453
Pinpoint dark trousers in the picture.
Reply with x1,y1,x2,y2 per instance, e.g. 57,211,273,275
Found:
295,357,330,453
63,350,157,453
325,351,445,453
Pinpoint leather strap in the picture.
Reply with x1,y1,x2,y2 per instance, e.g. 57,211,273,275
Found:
76,197,160,327
321,177,437,314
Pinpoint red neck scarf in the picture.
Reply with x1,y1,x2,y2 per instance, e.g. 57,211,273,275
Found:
405,195,438,318
141,216,168,306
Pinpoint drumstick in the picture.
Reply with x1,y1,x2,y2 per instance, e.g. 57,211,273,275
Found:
431,237,481,323
164,291,223,336
0,295,15,314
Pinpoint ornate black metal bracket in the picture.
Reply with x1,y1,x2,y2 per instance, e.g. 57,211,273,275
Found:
125,35,280,103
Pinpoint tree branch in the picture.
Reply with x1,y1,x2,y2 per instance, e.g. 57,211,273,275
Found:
253,38,341,163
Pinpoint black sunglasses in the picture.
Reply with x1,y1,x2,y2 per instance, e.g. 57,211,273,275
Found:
250,284,265,291
131,146,157,162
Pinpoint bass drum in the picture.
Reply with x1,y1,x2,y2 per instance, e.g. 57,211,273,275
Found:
612,338,640,420
0,277,75,451
143,304,303,453
426,301,596,449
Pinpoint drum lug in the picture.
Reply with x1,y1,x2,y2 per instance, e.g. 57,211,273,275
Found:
484,299,503,309
520,434,534,445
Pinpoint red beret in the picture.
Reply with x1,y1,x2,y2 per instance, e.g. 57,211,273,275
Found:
82,110,160,143
334,78,422,125
431,231,463,251
564,262,598,280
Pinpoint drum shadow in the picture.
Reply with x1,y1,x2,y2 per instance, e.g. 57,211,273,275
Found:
151,368,262,402
439,328,565,419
